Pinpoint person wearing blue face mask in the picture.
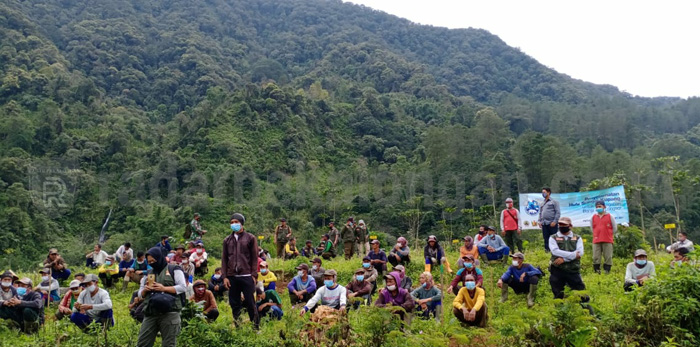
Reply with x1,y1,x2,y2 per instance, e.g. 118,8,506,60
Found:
98,255,120,288
448,254,483,295
624,249,656,292
287,264,317,307
346,268,372,309
361,256,379,295
538,187,560,252
452,274,488,327
591,200,617,274
411,272,442,320
0,277,43,334
300,269,347,315
221,212,260,330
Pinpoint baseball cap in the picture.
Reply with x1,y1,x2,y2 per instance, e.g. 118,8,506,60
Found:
509,252,525,260
295,263,309,271
69,280,81,289
354,268,365,274
81,274,99,284
16,277,32,286
370,239,380,245
323,269,337,277
39,268,51,274
634,249,648,257
558,217,573,226
312,257,322,264
49,248,59,255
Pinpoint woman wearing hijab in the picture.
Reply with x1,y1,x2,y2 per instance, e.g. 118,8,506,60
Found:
388,237,411,266
457,236,481,268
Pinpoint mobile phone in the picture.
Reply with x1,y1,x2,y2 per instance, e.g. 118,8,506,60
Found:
147,274,155,286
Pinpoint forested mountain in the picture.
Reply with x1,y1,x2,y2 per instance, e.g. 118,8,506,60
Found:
1,0,699,267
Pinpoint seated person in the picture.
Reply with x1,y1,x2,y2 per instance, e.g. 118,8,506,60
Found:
393,265,412,291
0,271,18,307
285,237,301,260
671,247,691,268
73,273,86,283
190,280,218,322
452,274,488,327
256,284,283,320
44,248,71,282
208,267,226,299
56,280,82,320
346,268,372,308
257,261,277,291
114,242,133,262
625,249,656,292
317,234,335,260
0,277,43,334
361,256,379,294
410,272,442,320
497,252,542,308
447,254,484,295
299,270,347,315
36,268,60,304
456,236,480,268
97,255,120,288
118,251,135,279
388,237,411,267
128,290,145,323
70,274,113,331
288,263,317,307
310,257,326,288
666,231,694,253
375,271,415,320
424,235,452,273
170,245,187,264
301,240,316,258
189,243,209,277
123,251,150,292
367,240,388,276
181,257,195,283
477,226,510,263
85,244,109,269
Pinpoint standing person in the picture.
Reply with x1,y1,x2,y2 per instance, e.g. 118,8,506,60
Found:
549,217,588,302
346,269,372,308
190,213,207,240
388,237,411,266
341,217,358,260
274,218,292,259
328,222,340,253
70,274,114,331
624,249,656,292
367,240,388,276
500,198,523,253
310,258,326,288
538,188,560,252
284,237,300,260
497,252,542,308
477,226,510,264
56,280,81,320
356,220,370,256
411,272,442,320
114,242,134,263
0,277,43,334
44,248,71,282
221,213,260,329
591,200,617,274
452,274,487,327
136,247,187,347
86,244,109,268
288,264,317,307
155,236,172,253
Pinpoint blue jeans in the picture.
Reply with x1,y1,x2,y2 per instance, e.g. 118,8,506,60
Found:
542,224,559,251
264,282,276,291
51,268,71,281
260,305,283,320
478,246,510,260
70,309,114,330
417,300,441,319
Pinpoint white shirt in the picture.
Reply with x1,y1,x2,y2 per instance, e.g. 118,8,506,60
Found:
138,267,187,299
115,245,134,261
89,250,109,265
75,287,112,319
305,284,347,311
666,239,694,253
549,231,584,262
189,251,208,264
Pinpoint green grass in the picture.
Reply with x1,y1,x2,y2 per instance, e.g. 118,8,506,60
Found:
0,241,683,346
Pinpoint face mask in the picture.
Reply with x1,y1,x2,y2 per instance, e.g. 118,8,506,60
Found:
105,261,112,266
596,208,605,214
196,288,205,294
362,263,370,268
559,227,571,234
421,282,427,287
41,276,49,282
512,260,520,267
324,280,335,288
636,259,647,266
1,281,11,288
356,275,364,281
479,230,485,235
465,281,476,290
260,269,267,274
231,223,242,232
464,262,473,269
16,287,26,296
197,249,203,254
87,284,96,293
506,203,513,208
542,193,548,198
213,274,221,280
312,265,318,270
137,260,145,264
72,289,81,294
490,235,496,239
297,270,304,277
386,285,396,291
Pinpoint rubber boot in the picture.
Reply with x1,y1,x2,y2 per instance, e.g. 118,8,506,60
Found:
527,284,537,308
480,254,489,266
500,282,509,303
593,264,601,274
603,264,611,274
122,277,129,292
443,258,453,273
23,321,39,334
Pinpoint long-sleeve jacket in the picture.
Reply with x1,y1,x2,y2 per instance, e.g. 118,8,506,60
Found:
477,235,507,251
410,285,441,302
375,288,415,312
221,230,259,278
341,224,357,242
453,287,485,311
18,290,44,322
362,267,378,283
500,264,542,282
538,198,560,225
346,280,372,297
287,275,317,294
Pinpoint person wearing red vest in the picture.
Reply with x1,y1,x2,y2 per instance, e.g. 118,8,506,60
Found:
500,198,523,253
590,200,617,274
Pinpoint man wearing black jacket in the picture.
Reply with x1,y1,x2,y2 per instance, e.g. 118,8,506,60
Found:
0,277,43,334
222,212,260,329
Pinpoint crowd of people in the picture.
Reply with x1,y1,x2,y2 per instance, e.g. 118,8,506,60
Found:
0,198,696,344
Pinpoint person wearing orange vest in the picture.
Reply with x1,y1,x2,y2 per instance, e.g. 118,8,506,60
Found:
500,198,523,253
590,200,617,274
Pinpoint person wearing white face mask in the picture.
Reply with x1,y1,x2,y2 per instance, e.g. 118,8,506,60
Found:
309,257,326,288
56,280,82,320
35,268,60,305
374,271,414,321
287,263,317,307
452,274,488,327
624,249,656,292
0,271,18,308
497,252,542,308
70,274,113,330
189,242,209,276
0,277,43,334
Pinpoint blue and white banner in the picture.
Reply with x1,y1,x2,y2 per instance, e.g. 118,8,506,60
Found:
519,185,629,229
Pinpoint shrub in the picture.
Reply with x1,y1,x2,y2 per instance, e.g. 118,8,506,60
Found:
613,225,649,258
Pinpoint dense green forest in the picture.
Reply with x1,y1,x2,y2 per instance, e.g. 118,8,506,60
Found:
1,0,700,268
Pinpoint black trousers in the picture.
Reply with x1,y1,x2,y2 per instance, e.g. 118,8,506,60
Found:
542,224,558,251
227,276,259,329
505,276,539,294
549,267,585,299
